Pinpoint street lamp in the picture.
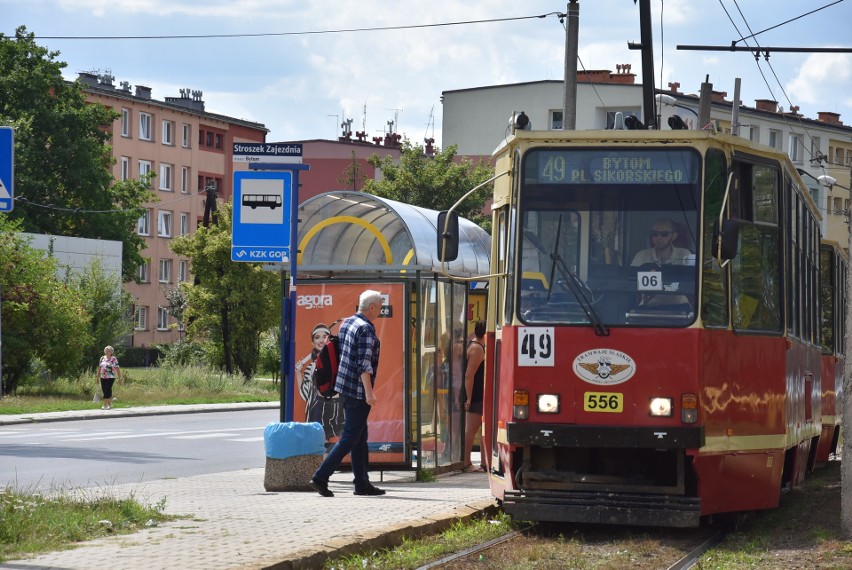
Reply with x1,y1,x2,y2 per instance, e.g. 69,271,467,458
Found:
656,93,699,130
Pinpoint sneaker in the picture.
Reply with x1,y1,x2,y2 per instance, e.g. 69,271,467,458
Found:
354,485,386,496
309,478,334,497
101,405,108,410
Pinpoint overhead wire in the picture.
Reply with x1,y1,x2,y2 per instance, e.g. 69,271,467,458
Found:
30,13,561,41
720,0,830,172
15,187,202,214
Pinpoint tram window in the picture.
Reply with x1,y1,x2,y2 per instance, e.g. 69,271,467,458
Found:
730,160,782,334
701,149,729,328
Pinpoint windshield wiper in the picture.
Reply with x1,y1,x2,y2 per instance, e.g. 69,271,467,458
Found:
530,217,609,336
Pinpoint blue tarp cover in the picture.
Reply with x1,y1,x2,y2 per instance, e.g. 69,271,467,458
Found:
264,422,326,459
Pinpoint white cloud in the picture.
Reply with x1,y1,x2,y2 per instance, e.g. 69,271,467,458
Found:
788,53,852,105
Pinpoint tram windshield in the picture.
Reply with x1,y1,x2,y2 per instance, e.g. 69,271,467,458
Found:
518,147,701,328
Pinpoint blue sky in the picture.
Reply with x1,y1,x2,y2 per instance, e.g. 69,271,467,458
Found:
4,1,851,146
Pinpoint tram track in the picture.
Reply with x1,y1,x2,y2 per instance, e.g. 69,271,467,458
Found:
415,523,726,570
665,528,726,570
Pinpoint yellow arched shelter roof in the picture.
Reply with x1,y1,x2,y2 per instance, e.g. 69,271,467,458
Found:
296,191,490,278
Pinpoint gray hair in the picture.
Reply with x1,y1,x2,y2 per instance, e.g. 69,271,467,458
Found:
358,290,384,311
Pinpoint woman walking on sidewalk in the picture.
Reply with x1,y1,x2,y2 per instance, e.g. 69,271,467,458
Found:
96,345,123,410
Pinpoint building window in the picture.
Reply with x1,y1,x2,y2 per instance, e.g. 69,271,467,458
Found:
135,306,148,331
550,110,563,130
182,124,191,148
121,108,131,137
834,197,843,214
749,126,760,142
162,120,174,145
137,209,151,235
179,260,188,282
120,156,130,180
811,137,821,163
157,306,170,330
768,129,782,150
159,259,172,283
789,135,803,163
181,166,190,194
215,133,223,149
159,163,173,191
139,112,152,141
137,262,149,283
179,212,189,235
206,131,214,147
139,159,153,180
158,210,173,237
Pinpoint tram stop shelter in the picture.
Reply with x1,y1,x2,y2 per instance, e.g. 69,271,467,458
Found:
288,190,490,474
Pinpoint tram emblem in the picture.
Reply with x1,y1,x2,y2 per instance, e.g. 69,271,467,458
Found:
573,349,636,385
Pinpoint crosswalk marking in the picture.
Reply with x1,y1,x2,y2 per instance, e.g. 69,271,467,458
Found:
2,426,265,443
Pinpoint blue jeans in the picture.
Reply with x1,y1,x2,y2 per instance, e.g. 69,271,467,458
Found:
312,394,372,488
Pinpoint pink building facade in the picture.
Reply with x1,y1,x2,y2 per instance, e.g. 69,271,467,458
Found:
80,72,267,348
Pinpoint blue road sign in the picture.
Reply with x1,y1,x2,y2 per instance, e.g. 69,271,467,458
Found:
231,170,292,262
0,127,13,212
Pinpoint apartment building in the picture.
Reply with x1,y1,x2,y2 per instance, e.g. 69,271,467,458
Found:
442,69,852,245
79,72,268,348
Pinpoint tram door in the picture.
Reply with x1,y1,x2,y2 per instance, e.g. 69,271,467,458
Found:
415,279,467,471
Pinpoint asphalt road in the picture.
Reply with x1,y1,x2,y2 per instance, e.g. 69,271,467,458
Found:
0,409,280,491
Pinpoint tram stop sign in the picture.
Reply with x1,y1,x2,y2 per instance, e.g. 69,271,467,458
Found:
231,170,293,263
0,127,13,212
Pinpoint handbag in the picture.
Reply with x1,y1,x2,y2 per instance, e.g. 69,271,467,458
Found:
93,386,102,402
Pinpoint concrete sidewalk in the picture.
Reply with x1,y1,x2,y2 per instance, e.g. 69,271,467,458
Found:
0,405,496,570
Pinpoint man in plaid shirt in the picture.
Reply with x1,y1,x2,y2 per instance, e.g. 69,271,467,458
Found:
310,290,385,497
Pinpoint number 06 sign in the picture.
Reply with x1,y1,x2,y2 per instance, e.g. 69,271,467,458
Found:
518,327,555,367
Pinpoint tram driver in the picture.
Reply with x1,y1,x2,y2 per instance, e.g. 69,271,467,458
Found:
631,218,694,267
630,218,694,310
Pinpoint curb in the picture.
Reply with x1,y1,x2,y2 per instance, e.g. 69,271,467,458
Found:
263,501,499,570
0,401,280,426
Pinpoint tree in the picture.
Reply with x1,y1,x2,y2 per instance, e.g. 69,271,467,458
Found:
363,141,494,231
170,203,281,378
71,257,135,373
0,217,90,393
0,26,154,281
337,151,368,191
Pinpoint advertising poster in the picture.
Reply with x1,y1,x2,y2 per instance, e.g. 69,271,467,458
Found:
292,282,406,464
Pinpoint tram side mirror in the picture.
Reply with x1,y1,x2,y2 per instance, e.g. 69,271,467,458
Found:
714,219,741,261
437,210,459,262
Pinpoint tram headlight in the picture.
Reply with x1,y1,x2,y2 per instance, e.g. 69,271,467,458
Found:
681,393,698,423
513,389,529,420
649,397,673,417
537,394,560,414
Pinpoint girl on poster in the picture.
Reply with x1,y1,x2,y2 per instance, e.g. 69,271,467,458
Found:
296,322,344,441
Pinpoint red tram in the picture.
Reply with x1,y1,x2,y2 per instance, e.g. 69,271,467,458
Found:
471,128,845,527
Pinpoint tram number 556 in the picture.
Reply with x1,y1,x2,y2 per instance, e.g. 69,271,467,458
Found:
518,327,555,367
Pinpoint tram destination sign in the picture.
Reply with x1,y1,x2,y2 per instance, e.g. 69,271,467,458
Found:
233,142,303,164
530,149,698,185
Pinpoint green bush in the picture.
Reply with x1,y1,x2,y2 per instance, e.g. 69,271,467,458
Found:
116,347,164,368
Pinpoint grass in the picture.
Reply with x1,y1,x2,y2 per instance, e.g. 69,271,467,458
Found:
699,460,851,569
0,364,266,562
0,365,279,415
0,486,180,563
326,512,515,570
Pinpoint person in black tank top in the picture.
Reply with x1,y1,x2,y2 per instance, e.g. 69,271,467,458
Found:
463,321,486,472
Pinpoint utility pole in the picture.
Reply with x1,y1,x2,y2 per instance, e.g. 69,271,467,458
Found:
731,77,742,137
843,160,852,537
562,1,579,130
698,75,713,131
628,0,656,129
